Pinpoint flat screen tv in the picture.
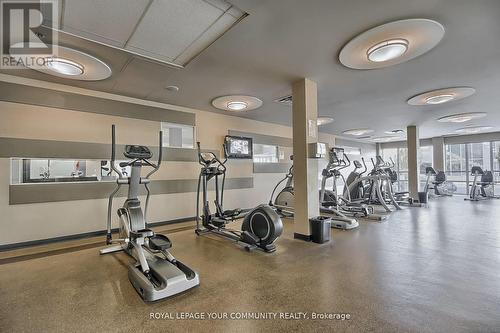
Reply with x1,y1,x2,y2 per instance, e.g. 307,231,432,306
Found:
224,135,253,159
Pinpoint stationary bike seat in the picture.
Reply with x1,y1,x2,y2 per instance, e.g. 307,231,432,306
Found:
148,234,172,251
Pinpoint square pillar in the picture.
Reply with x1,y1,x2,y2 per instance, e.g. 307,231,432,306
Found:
432,137,445,171
292,78,319,240
407,125,420,200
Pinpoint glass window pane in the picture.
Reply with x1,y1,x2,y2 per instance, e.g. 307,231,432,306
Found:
253,144,278,163
467,142,490,171
493,142,500,183
161,122,195,148
445,143,467,194
398,148,408,172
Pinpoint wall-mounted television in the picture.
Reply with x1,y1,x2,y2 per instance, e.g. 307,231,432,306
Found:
224,135,253,159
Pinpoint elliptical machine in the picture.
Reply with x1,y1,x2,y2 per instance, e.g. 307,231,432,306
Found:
465,166,500,201
195,142,283,252
100,125,199,302
319,147,360,230
269,156,294,217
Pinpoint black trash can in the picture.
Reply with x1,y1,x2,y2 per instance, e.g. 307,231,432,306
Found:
418,191,428,204
310,216,332,244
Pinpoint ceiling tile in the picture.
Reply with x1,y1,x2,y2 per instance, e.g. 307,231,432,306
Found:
174,12,240,64
62,0,151,47
125,0,224,63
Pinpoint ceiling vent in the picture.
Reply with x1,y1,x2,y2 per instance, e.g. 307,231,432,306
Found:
275,95,293,106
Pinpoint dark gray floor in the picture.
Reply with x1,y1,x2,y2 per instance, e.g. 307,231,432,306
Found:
1,197,500,332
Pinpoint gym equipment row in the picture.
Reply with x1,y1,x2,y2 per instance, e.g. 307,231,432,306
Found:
100,126,283,302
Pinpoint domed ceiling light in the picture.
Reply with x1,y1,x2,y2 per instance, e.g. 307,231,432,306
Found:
455,126,493,134
9,43,112,80
212,95,263,112
384,129,405,135
343,128,375,136
367,39,409,62
407,87,476,105
339,18,445,69
438,112,487,123
317,117,334,126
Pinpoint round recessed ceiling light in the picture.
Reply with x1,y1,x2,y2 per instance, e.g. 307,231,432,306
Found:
9,43,112,81
407,87,475,106
455,126,492,134
384,129,405,135
339,19,445,70
212,95,263,112
227,101,248,111
165,85,180,92
367,39,409,62
343,128,375,136
45,57,84,76
425,94,455,105
438,112,487,123
317,117,334,126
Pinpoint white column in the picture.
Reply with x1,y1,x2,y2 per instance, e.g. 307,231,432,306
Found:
292,78,319,240
407,125,420,199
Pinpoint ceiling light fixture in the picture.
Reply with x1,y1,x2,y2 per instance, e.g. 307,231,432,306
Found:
455,126,493,134
343,128,375,136
165,85,180,92
212,95,263,112
10,44,112,80
317,117,334,126
44,57,84,76
425,94,455,105
367,39,409,62
407,87,476,106
227,101,248,111
384,129,405,135
438,112,487,123
339,19,445,70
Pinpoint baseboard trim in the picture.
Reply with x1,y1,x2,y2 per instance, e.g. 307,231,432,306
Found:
0,217,195,252
293,233,311,242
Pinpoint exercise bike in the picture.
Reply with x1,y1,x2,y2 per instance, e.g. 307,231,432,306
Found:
195,142,283,252
465,166,500,201
100,125,199,302
424,167,456,197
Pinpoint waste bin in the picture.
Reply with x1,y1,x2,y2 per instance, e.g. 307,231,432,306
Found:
418,191,428,204
310,216,331,244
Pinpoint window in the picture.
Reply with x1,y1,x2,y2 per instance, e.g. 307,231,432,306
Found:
253,144,278,163
10,158,125,184
161,122,195,148
492,141,500,184
419,146,433,188
445,142,498,195
445,143,467,194
381,146,432,192
468,142,490,171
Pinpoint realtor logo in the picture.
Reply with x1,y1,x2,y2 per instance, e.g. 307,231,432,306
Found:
1,0,58,69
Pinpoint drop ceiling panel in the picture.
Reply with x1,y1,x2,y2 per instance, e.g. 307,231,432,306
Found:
62,0,151,47
174,11,240,64
125,0,225,62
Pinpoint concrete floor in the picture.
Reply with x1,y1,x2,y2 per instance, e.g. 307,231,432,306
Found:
1,197,500,332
